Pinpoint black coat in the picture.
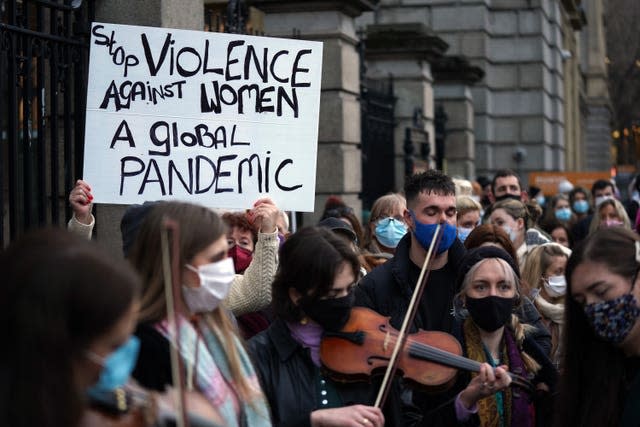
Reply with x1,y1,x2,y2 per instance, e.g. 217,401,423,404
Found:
422,319,558,427
247,319,421,427
355,233,467,334
354,233,553,426
355,234,551,355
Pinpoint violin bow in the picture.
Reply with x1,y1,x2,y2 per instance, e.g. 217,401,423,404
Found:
374,223,443,408
161,218,190,427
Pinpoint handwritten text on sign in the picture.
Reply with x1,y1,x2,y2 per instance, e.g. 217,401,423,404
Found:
83,22,322,211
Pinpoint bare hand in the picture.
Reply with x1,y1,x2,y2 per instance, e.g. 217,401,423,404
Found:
311,405,384,427
156,387,224,426
69,180,93,225
459,363,512,409
247,198,279,233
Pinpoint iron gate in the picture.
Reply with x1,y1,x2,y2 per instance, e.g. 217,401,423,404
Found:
360,76,396,211
0,0,93,246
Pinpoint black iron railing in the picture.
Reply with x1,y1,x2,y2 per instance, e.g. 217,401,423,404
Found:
0,0,93,245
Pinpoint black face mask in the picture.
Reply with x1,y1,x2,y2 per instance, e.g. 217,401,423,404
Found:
494,194,521,202
299,292,355,332
465,295,515,332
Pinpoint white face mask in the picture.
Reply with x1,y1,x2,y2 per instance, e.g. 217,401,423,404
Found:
501,225,518,243
543,275,566,298
594,195,613,207
182,258,235,313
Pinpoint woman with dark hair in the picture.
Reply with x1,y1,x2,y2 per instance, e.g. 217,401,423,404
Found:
569,186,591,221
129,201,271,426
0,228,140,427
248,227,416,427
541,220,573,249
541,194,575,229
555,227,640,427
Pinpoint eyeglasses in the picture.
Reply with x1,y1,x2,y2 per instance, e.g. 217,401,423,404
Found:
373,214,405,223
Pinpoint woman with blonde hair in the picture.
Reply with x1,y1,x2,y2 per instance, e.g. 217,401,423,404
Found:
489,198,550,270
129,201,271,426
432,246,556,425
521,243,570,369
588,198,632,235
456,195,482,243
362,193,407,256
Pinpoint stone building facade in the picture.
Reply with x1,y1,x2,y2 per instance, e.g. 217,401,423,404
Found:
91,0,610,250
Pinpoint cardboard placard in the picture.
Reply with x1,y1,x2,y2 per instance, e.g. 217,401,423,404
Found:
83,22,323,211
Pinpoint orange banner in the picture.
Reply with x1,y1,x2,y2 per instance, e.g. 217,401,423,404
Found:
528,171,612,195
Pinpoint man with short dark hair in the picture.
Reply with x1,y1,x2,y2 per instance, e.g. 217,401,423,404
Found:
355,169,550,424
356,169,464,334
490,169,528,202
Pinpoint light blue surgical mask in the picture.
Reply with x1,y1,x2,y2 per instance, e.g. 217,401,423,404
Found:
457,226,474,243
535,195,546,207
375,217,407,248
573,200,589,214
555,207,572,222
87,335,140,394
410,211,457,254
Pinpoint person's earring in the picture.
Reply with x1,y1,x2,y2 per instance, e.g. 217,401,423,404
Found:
300,316,308,325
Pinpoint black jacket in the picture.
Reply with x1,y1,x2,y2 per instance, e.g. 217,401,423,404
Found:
355,234,551,355
355,234,467,334
422,319,558,427
247,318,421,427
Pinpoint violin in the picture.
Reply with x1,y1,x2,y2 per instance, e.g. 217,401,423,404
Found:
320,307,535,394
81,384,224,427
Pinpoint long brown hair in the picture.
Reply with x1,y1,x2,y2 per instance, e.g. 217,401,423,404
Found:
1,228,140,427
128,201,257,402
555,227,640,427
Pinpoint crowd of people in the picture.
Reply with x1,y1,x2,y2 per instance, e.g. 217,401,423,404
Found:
3,168,640,427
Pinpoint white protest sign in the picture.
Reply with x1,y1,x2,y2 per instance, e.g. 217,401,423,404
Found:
83,22,322,211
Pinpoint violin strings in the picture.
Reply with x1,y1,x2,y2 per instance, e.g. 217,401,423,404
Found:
363,330,534,391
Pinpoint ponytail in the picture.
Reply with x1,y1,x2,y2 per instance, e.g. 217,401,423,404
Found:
510,314,541,374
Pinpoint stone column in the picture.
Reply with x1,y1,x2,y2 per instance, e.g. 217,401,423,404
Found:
582,0,612,171
364,23,447,189
249,0,374,225
433,56,484,179
561,2,586,171
93,0,204,256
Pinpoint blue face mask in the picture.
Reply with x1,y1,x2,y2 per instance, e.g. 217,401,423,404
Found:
375,217,408,248
457,226,474,243
535,195,546,207
410,211,457,254
573,200,589,214
87,336,140,394
555,207,572,222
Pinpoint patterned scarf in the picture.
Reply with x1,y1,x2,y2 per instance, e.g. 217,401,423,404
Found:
463,318,535,427
156,316,271,427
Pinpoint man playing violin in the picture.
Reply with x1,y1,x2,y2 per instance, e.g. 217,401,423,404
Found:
355,170,465,338
354,170,554,424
